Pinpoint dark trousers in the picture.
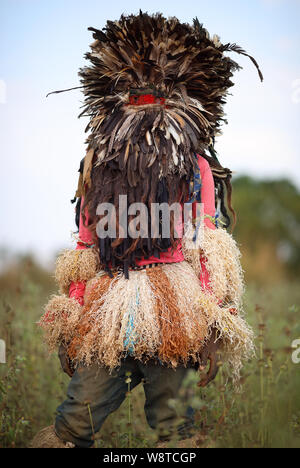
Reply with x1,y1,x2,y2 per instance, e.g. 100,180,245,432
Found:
55,357,192,448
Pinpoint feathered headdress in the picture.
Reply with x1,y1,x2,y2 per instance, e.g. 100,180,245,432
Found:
56,11,262,275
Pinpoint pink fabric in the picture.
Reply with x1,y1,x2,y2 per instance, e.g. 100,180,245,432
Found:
69,197,92,303
75,198,93,250
69,281,85,305
197,154,216,230
69,153,216,301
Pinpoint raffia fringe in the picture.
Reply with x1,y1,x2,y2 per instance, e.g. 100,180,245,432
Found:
39,261,254,380
182,225,244,307
55,248,99,294
38,295,82,351
201,300,255,381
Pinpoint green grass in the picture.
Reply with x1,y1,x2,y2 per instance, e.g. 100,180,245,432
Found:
0,260,300,448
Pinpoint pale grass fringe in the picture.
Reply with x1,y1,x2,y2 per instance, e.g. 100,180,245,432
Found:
55,248,99,294
38,295,82,350
182,225,245,307
181,221,204,279
80,262,253,378
165,262,255,380
40,263,253,379
205,302,255,381
161,262,209,348
80,262,209,368
74,271,161,368
182,225,253,379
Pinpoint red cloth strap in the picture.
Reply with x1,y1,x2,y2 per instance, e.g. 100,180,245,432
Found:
127,94,166,106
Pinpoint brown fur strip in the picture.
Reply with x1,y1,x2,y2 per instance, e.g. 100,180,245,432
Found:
146,267,190,366
67,274,113,360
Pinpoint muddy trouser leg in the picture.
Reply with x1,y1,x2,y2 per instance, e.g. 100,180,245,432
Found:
140,361,191,441
55,357,142,448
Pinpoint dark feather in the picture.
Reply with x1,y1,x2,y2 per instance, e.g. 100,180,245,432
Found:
74,11,263,272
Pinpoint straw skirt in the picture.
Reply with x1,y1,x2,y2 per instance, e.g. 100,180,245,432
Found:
40,227,255,380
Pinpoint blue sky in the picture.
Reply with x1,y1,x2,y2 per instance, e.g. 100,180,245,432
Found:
0,0,300,263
